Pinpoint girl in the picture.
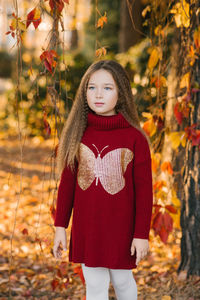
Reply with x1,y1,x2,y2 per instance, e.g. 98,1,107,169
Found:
53,60,153,300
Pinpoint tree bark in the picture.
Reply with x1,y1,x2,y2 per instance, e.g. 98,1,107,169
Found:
118,0,143,52
178,56,200,276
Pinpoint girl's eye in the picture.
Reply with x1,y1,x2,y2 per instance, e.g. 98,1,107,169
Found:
105,87,111,90
88,86,95,90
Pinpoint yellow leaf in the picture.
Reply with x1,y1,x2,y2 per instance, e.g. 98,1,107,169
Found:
160,76,167,86
10,18,17,30
28,66,33,76
97,12,107,29
161,161,173,175
20,31,26,43
188,45,198,66
170,188,181,228
151,75,167,88
168,131,186,149
180,133,187,147
147,47,162,70
10,18,26,31
162,296,171,300
154,25,162,36
143,119,157,137
170,0,190,28
32,175,39,184
171,188,181,207
142,112,152,119
151,153,161,173
34,7,41,19
180,72,190,89
18,21,26,31
142,5,151,18
171,209,181,229
95,47,107,58
156,189,168,202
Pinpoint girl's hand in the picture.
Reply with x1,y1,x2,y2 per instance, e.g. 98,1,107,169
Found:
53,226,67,259
131,238,149,265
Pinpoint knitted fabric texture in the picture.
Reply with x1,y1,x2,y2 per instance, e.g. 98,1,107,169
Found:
54,112,153,269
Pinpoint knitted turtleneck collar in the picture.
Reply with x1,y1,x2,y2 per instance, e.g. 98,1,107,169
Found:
87,112,131,130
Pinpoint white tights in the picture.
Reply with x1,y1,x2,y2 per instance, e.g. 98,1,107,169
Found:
81,263,137,300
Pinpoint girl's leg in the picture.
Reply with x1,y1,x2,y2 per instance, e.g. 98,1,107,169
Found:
109,268,137,300
81,263,110,300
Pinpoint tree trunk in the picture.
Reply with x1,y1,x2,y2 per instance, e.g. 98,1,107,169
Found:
178,56,200,276
159,36,180,203
118,0,143,52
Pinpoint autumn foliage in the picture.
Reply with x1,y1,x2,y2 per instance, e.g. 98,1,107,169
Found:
2,0,200,298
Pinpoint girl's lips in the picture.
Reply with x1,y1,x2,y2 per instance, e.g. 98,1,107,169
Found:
95,102,104,106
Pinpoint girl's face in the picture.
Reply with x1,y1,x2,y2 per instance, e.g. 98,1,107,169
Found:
86,69,118,116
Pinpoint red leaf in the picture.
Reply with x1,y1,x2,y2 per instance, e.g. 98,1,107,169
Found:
151,204,162,225
51,278,60,291
34,18,41,29
152,211,163,231
57,0,64,11
49,0,69,13
6,31,11,35
152,211,173,243
22,228,28,235
26,9,35,28
49,0,63,13
57,268,62,278
40,50,58,73
50,49,58,57
59,261,68,276
74,266,85,284
159,226,169,244
185,124,200,146
44,118,51,135
26,8,41,29
50,205,56,221
191,88,200,93
165,205,177,214
43,59,52,73
174,102,183,125
153,204,162,209
157,116,164,131
49,0,55,11
163,212,173,232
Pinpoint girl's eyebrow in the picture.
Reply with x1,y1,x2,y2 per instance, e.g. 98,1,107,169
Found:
88,83,114,86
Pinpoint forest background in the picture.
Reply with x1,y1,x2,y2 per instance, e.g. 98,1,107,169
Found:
0,0,200,299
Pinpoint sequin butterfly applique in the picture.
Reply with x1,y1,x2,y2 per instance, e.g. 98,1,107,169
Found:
77,143,134,195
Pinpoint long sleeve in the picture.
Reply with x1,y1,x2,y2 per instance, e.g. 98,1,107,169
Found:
133,133,153,239
54,163,77,228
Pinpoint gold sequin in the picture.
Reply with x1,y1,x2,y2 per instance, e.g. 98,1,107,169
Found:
77,143,134,195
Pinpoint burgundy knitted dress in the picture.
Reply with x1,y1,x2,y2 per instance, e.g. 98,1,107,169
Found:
54,112,153,269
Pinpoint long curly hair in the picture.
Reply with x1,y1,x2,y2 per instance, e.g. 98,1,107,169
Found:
56,59,150,178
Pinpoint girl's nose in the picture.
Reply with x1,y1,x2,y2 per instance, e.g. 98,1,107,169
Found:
96,88,103,98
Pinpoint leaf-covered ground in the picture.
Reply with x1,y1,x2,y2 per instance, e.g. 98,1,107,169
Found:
0,136,200,300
